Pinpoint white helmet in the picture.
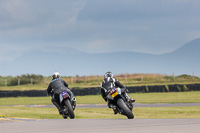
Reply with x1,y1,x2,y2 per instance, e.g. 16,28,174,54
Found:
104,71,113,79
52,71,60,79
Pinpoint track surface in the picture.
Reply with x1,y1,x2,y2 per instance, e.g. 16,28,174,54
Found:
1,119,200,133
1,103,199,132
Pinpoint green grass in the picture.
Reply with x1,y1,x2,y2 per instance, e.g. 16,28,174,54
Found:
0,91,200,119
0,91,199,106
129,91,200,103
0,97,52,105
0,80,200,91
0,106,200,119
0,106,60,119
135,106,200,119
0,84,47,91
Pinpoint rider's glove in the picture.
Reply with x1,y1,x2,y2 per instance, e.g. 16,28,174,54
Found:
105,90,110,96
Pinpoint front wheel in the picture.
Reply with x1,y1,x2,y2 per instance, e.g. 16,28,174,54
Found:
117,98,134,119
64,99,75,119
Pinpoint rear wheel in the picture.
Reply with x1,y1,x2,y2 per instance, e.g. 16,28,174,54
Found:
117,98,134,119
64,99,75,119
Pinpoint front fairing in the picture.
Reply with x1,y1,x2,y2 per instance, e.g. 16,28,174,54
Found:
106,87,122,100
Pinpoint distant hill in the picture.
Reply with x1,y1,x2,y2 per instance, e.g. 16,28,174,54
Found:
159,38,200,75
0,38,200,76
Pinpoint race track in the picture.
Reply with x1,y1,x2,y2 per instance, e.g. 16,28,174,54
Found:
1,103,200,133
1,119,200,133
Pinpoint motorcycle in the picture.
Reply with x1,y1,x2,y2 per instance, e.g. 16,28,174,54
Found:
106,87,134,119
59,91,76,119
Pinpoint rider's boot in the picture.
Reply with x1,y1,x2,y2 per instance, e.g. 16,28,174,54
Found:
108,99,118,114
52,99,63,115
124,92,135,103
113,107,118,114
109,104,117,114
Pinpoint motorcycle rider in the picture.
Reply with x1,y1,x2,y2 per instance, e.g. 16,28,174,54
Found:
47,72,76,114
100,71,135,114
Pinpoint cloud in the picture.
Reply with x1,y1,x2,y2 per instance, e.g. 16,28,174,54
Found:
84,39,115,53
74,0,200,53
0,0,200,58
78,0,200,21
0,0,86,37
0,44,25,63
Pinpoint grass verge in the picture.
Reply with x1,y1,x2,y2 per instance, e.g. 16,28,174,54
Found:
129,91,200,103
0,84,47,91
0,91,200,105
0,106,199,119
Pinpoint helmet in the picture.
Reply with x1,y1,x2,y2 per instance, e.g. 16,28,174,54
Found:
104,71,113,79
52,72,60,79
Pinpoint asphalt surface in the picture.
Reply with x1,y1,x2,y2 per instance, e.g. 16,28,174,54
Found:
1,103,200,132
0,119,200,133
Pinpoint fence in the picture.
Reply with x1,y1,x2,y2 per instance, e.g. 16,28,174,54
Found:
1,73,200,87
0,78,42,86
0,84,200,97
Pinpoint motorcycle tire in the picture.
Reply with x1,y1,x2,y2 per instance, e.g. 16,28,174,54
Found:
64,99,75,119
117,98,134,119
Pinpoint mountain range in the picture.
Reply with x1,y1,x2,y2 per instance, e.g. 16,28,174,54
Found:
1,38,200,76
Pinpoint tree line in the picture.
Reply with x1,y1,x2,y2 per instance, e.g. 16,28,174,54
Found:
0,74,44,86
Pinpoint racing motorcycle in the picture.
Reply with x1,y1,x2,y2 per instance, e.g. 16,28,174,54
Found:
59,90,76,119
105,87,134,119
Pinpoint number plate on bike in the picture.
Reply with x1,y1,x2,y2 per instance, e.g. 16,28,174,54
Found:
111,92,118,97
60,91,69,102
61,91,69,99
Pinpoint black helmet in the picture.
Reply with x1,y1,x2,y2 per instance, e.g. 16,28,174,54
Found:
104,71,113,79
52,72,60,80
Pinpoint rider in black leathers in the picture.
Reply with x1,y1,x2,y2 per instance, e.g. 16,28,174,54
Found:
47,72,75,114
100,72,135,114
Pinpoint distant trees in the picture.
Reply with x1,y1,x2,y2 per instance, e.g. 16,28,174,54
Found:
0,73,199,87
1,74,44,86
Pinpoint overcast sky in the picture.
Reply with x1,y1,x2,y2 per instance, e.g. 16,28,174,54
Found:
0,0,200,62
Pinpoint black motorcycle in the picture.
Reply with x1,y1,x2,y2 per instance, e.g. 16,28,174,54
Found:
59,91,76,119
105,87,134,119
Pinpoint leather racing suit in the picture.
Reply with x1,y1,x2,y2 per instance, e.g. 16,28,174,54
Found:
47,78,74,113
